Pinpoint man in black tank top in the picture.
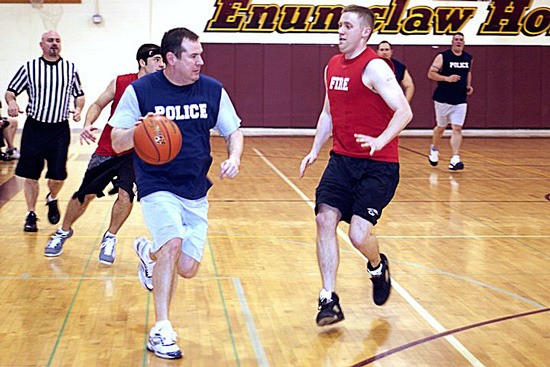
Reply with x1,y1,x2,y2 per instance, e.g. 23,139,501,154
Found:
427,33,473,170
376,41,415,103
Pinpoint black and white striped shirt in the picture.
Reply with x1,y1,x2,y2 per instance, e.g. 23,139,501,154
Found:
7,57,84,123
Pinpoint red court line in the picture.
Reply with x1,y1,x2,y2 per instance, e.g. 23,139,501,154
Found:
350,307,550,367
0,176,22,208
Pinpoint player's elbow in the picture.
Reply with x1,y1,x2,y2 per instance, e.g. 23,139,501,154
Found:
398,104,413,127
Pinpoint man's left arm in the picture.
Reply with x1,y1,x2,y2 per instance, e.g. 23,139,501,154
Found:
466,59,474,96
71,69,85,122
355,59,413,155
401,69,415,103
216,88,243,179
73,95,85,122
220,129,243,179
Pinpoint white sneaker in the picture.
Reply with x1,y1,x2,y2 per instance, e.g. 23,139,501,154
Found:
98,234,117,265
428,145,439,167
44,228,73,257
449,155,464,171
133,237,155,291
147,322,182,359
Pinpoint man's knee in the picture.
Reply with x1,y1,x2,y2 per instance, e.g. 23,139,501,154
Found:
117,188,133,204
177,256,200,279
315,205,340,230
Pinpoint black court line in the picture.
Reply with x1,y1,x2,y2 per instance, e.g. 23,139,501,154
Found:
349,307,550,367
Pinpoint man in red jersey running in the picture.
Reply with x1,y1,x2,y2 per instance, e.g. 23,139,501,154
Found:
43,44,165,263
300,5,412,326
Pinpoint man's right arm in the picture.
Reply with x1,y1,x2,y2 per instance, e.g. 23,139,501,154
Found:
110,86,142,153
5,65,27,118
428,53,460,83
80,79,116,144
4,91,20,118
299,67,332,178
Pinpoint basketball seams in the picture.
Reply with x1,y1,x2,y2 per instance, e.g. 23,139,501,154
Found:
157,119,171,161
144,121,161,163
133,116,181,165
135,121,161,164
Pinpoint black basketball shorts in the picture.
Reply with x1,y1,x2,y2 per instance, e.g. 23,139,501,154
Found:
72,153,136,203
315,152,400,225
15,117,70,180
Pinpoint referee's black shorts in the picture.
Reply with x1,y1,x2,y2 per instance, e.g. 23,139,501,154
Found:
15,117,70,180
315,152,400,225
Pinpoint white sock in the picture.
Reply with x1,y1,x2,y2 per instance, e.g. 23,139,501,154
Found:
368,263,383,276
450,155,461,164
319,288,333,302
154,319,172,332
104,231,116,238
47,194,57,202
57,227,71,235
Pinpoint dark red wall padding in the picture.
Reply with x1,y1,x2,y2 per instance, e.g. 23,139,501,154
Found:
202,43,549,129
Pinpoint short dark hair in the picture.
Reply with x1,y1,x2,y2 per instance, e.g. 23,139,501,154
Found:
136,43,161,69
161,28,199,59
342,5,375,28
377,40,392,50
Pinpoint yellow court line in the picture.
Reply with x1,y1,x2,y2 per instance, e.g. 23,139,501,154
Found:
6,234,550,239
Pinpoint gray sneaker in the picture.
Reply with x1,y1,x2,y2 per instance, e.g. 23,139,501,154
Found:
44,228,74,257
98,234,117,265
133,237,155,291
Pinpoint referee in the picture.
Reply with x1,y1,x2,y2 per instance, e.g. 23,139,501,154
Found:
4,30,85,232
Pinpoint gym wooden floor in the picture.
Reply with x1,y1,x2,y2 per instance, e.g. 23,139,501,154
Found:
0,135,549,367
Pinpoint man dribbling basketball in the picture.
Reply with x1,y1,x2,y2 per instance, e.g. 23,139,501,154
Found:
110,28,244,360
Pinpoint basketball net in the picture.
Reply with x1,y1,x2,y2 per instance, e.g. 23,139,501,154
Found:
30,0,64,31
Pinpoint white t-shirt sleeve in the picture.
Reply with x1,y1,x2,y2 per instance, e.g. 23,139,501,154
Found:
213,88,241,137
109,86,142,129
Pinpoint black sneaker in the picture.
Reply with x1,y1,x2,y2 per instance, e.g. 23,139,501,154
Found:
316,292,344,326
46,193,60,225
0,151,14,161
448,161,464,171
24,211,38,232
368,253,391,306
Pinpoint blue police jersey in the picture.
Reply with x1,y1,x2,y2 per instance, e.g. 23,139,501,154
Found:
433,49,472,105
115,71,228,200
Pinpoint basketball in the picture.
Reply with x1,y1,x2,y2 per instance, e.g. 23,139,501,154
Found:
133,115,182,165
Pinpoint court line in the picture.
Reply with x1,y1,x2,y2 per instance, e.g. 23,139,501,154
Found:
5,234,550,239
46,219,111,366
208,239,270,366
233,277,270,367
350,307,550,366
461,149,550,179
207,238,243,366
253,148,486,367
393,259,547,309
140,293,152,367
